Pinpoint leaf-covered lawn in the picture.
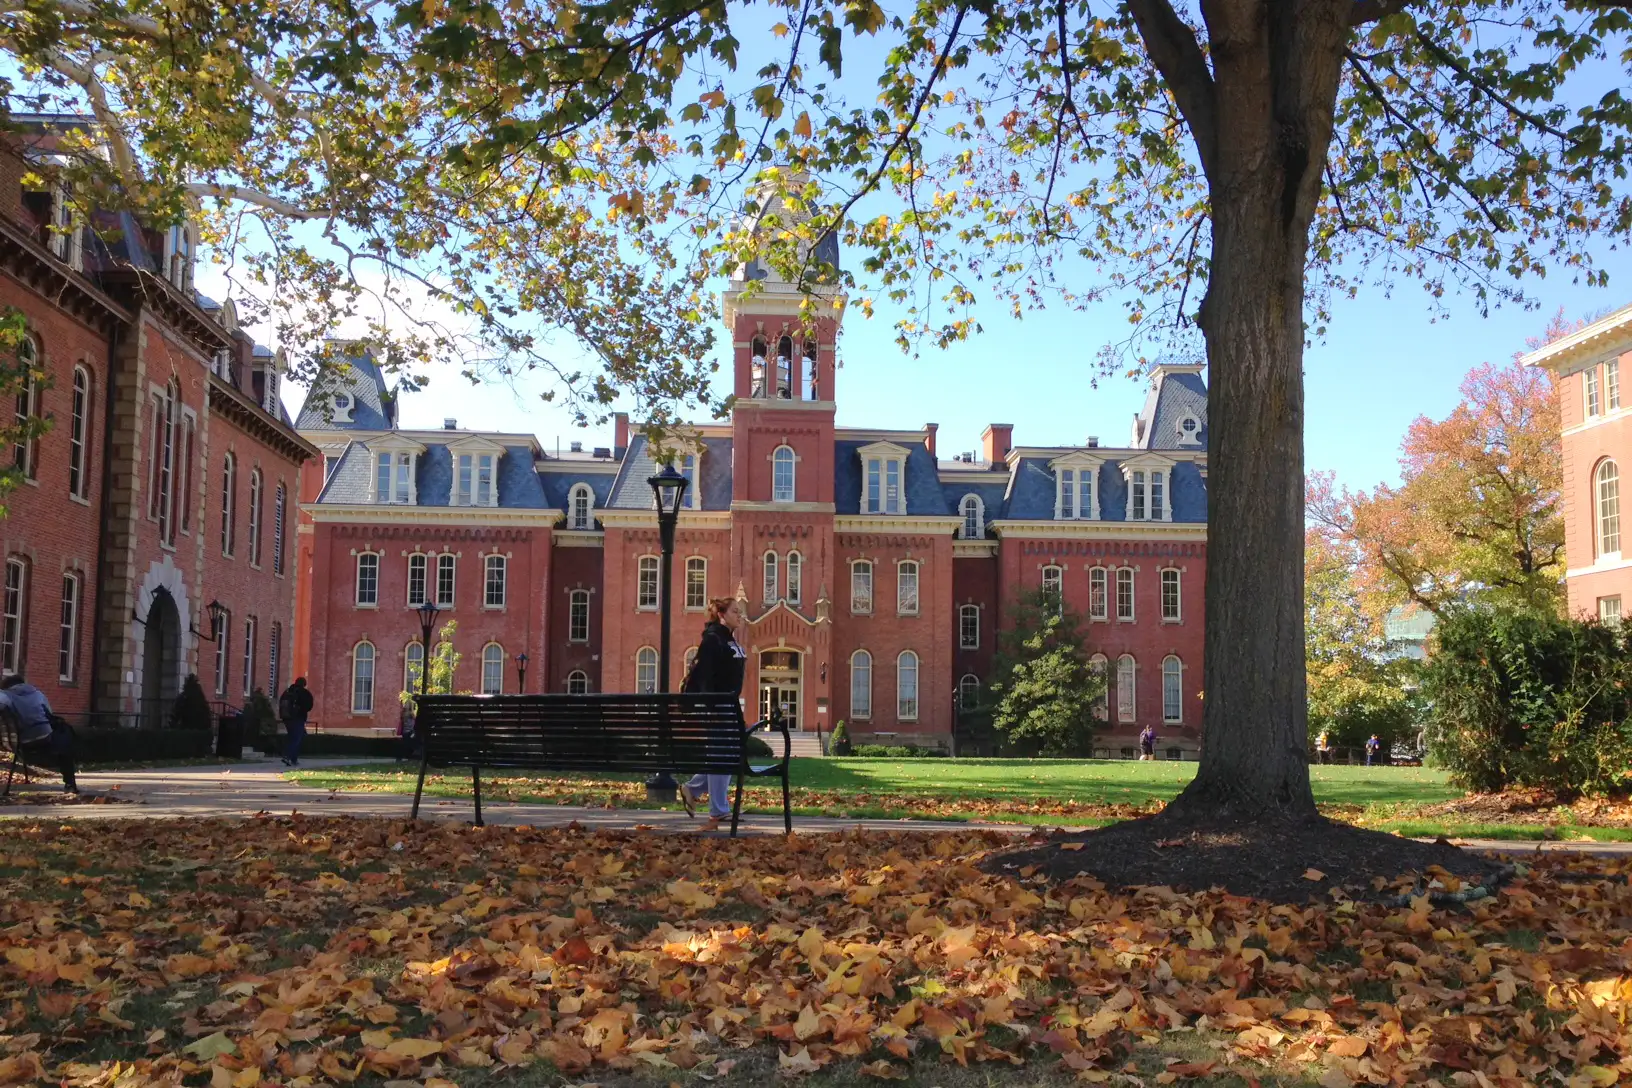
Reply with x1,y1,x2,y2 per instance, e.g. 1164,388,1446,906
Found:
0,817,1626,1087
291,759,1478,830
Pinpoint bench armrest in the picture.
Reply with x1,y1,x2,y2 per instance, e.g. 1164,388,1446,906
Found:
747,714,793,766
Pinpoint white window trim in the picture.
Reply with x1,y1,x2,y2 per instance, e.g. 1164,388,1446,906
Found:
1587,365,1602,418
1598,459,1622,560
482,552,508,609
354,550,382,608
567,669,590,694
684,556,708,611
959,493,985,538
1174,413,1202,446
406,551,430,607
959,603,980,650
568,588,592,643
1120,455,1175,522
786,550,803,606
1041,564,1064,608
762,550,780,604
849,649,873,720
404,640,425,695
637,554,661,611
57,570,79,682
351,641,376,715
858,440,912,515
370,435,427,505
1050,453,1104,520
435,552,458,608
897,559,921,616
1088,566,1109,622
568,483,596,530
635,646,659,694
481,642,505,695
68,365,91,501
1089,653,1108,720
896,650,920,722
850,559,874,615
449,436,505,507
1609,359,1623,412
1116,654,1136,723
1160,567,1182,623
770,445,798,503
1115,566,1136,622
1162,655,1184,724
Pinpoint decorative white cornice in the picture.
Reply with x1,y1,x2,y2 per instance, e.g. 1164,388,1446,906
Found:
597,510,734,529
731,500,835,514
1049,451,1108,470
554,530,606,548
539,460,621,474
992,520,1206,541
732,398,837,414
722,283,845,328
853,438,918,456
368,433,429,455
445,433,509,454
835,515,962,535
1523,304,1632,376
953,540,1001,557
303,504,562,527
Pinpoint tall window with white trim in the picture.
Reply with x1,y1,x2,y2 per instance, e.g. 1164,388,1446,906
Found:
404,641,424,694
248,470,263,566
272,484,287,575
851,560,873,614
1,558,25,675
220,453,237,556
12,338,38,479
352,642,376,713
897,651,919,720
1610,359,1623,412
268,622,282,694
58,572,79,682
1160,569,1181,621
762,550,779,603
1116,567,1135,621
1599,460,1621,557
1587,366,1603,417
375,451,414,504
1056,468,1094,519
1162,656,1183,723
637,556,660,610
1041,565,1062,610
959,674,981,711
786,551,803,606
407,554,428,606
960,494,983,538
242,616,256,698
1150,471,1165,520
1089,567,1108,620
864,455,905,514
897,561,919,615
481,643,504,694
850,650,872,719
569,589,590,642
1089,654,1108,720
635,647,658,693
437,554,456,606
457,453,497,506
68,367,90,500
569,484,594,530
679,454,698,508
959,604,980,649
355,553,379,606
1116,654,1136,722
484,555,507,607
1600,596,1623,626
1130,470,1147,520
772,446,796,502
212,609,229,695
685,557,707,610
567,670,590,694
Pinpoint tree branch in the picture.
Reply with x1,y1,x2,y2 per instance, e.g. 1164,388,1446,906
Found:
1125,0,1217,176
186,183,322,219
1411,28,1579,145
1348,0,1414,27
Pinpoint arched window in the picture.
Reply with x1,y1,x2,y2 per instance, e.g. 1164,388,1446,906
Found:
1162,656,1183,723
569,484,594,531
685,557,707,610
803,339,819,400
1088,567,1109,620
12,337,39,479
568,588,591,642
1598,460,1621,557
683,646,698,679
959,494,983,539
635,647,658,693
1,556,26,675
57,571,80,682
763,549,779,603
484,554,507,607
406,553,428,606
1089,654,1108,720
404,640,424,694
248,469,264,566
786,551,803,606
958,673,981,711
436,553,457,606
567,670,590,695
897,651,919,721
352,642,376,713
481,643,504,695
750,336,768,397
959,604,980,649
268,621,281,694
220,453,237,556
272,483,287,575
850,560,873,614
1041,565,1063,611
772,446,796,502
355,552,379,606
637,555,659,610
897,560,919,615
776,335,794,397
850,650,873,720
242,616,256,698
149,381,178,541
68,366,90,499
1116,654,1136,723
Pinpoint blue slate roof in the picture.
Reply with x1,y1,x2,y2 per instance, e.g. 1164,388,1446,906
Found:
999,455,1207,523
607,435,733,511
833,439,945,515
294,346,395,431
940,480,1010,527
1135,368,1209,450
536,468,618,512
313,439,549,509
315,441,371,504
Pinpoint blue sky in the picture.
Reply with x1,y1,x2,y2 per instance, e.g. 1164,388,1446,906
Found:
271,258,1630,493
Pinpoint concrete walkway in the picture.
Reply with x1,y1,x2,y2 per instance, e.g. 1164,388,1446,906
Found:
3,761,1630,855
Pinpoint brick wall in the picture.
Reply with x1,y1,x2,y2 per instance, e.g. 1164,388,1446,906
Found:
1560,350,1632,617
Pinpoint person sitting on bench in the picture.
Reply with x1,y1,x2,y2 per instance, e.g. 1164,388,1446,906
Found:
0,674,77,793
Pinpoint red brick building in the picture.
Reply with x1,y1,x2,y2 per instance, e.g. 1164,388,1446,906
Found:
293,242,1210,754
1526,308,1631,623
0,117,316,725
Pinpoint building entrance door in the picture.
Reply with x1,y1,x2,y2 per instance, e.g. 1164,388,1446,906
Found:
141,588,181,729
758,649,801,731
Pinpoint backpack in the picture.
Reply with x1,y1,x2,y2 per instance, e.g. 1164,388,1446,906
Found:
277,688,297,721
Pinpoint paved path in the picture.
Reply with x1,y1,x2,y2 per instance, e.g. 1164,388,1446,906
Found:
4,761,1631,855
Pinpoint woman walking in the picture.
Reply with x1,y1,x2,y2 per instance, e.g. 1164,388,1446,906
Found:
679,597,748,832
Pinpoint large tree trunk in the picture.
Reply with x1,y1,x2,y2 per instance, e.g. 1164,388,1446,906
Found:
1148,0,1353,823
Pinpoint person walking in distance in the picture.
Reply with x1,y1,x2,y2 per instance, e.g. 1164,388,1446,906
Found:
278,677,315,767
0,674,76,793
1365,733,1381,767
678,597,748,832
1138,724,1157,761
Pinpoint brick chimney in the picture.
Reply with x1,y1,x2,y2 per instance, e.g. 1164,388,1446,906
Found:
924,422,938,457
613,412,630,451
981,424,1013,465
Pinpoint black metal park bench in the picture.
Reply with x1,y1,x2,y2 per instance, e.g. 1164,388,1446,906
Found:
410,692,793,835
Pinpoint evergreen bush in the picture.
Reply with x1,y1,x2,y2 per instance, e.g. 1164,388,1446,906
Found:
169,675,213,731
829,719,852,756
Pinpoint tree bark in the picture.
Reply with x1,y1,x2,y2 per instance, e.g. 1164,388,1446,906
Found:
1147,0,1353,823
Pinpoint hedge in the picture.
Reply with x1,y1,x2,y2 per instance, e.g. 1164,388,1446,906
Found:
76,728,214,764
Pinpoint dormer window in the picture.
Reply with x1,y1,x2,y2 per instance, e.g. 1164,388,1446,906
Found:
959,494,984,539
679,453,700,508
332,392,354,423
24,179,82,271
374,450,416,504
1176,415,1201,446
569,483,594,530
1122,459,1173,522
456,452,497,506
859,442,910,515
1051,455,1102,520
163,223,196,292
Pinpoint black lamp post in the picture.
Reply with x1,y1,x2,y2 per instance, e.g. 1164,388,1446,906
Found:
205,599,227,641
415,600,440,699
515,652,528,694
645,461,689,799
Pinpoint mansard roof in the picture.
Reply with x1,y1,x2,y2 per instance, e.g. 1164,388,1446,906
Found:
606,435,734,511
1131,364,1208,450
312,434,549,509
294,344,396,432
832,436,944,515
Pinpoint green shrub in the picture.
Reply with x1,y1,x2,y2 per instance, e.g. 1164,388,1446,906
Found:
169,675,212,730
848,744,947,758
243,689,277,738
1422,606,1632,796
745,733,774,759
829,719,852,756
78,729,214,764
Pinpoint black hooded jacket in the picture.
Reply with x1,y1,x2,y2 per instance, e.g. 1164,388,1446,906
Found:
682,621,747,696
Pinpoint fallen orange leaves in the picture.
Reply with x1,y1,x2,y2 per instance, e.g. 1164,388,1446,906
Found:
0,817,1622,1086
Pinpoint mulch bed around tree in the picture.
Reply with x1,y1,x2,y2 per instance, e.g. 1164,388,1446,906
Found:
989,812,1512,906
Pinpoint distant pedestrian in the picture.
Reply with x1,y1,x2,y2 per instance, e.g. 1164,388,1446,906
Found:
278,677,314,767
678,597,748,832
1138,725,1157,761
1316,730,1332,765
1365,734,1381,766
0,675,76,793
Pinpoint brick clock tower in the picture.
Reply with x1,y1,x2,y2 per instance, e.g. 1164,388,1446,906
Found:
723,232,844,732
